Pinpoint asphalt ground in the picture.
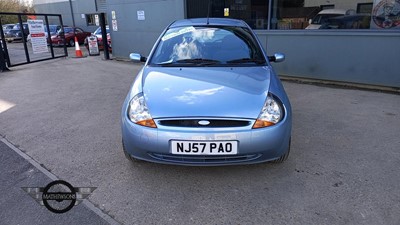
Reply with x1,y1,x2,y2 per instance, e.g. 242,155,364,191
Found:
0,52,399,225
4,42,67,66
0,139,115,225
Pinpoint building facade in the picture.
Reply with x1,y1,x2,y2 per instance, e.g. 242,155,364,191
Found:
33,0,101,32
33,0,400,88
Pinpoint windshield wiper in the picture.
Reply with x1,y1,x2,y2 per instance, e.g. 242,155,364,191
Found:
155,58,221,66
155,60,174,66
226,58,266,64
175,58,221,65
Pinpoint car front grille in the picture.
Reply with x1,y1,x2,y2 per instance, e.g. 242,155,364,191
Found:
148,153,261,164
158,119,251,128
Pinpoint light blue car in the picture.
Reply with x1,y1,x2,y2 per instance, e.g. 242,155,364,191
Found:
121,18,292,166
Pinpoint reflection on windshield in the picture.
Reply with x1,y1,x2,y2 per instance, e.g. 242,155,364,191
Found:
192,29,215,41
151,26,265,66
170,29,218,60
172,36,202,60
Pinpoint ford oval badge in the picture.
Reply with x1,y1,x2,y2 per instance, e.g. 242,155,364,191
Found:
198,120,210,126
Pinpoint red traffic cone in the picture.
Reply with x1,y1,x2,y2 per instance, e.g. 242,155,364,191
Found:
74,36,83,57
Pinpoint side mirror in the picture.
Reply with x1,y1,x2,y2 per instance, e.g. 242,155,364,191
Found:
129,53,147,62
268,53,285,63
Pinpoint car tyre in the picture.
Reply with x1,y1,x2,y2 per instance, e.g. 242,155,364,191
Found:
69,39,75,47
122,139,141,163
272,138,291,163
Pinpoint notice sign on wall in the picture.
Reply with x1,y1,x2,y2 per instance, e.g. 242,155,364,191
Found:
137,10,145,20
224,8,229,17
112,19,118,31
27,20,48,54
95,15,100,26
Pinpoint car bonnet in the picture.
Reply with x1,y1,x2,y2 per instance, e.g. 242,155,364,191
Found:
141,66,271,119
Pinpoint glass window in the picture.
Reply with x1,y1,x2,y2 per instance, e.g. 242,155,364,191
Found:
186,0,400,30
371,1,400,29
271,0,400,30
357,3,373,13
186,0,270,29
86,14,97,26
149,26,266,66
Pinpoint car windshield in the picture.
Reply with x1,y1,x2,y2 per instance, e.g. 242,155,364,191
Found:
149,26,266,67
45,25,58,33
58,27,73,34
3,25,14,30
94,27,110,35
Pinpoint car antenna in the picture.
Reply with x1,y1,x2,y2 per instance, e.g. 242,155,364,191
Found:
207,0,212,25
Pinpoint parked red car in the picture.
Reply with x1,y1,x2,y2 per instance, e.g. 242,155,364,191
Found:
51,27,91,47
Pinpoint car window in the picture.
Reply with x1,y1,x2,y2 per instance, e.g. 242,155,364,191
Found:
94,27,102,35
13,24,28,30
311,14,344,25
3,25,14,30
48,25,58,33
150,26,266,66
60,27,73,33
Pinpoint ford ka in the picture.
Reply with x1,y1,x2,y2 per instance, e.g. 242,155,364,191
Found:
121,18,292,166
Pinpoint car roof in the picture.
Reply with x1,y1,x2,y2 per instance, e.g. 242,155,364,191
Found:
318,9,347,15
169,18,249,28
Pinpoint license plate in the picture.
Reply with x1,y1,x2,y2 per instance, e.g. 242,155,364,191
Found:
171,140,238,155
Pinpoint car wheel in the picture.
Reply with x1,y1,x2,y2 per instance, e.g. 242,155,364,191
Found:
272,138,291,163
122,140,141,163
69,39,75,47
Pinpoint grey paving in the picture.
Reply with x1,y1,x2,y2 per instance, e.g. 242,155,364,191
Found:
0,140,113,225
0,54,399,225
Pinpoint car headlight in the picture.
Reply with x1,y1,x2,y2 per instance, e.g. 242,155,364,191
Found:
252,94,284,129
128,93,157,128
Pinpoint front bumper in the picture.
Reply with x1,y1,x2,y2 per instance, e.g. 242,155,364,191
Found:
5,37,21,42
121,114,291,166
51,38,66,46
